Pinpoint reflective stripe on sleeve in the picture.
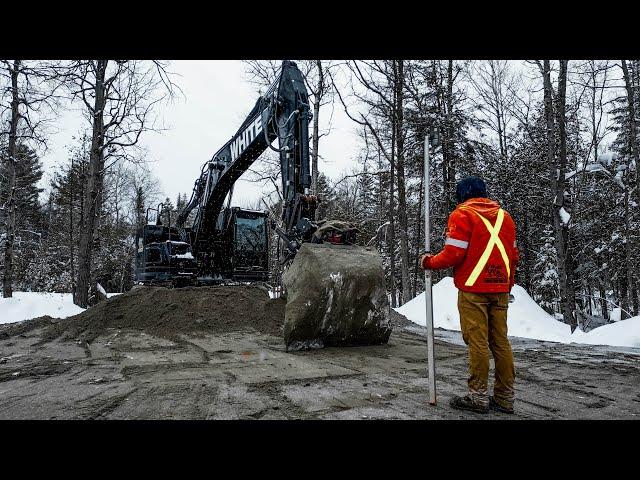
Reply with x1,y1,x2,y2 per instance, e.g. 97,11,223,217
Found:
445,237,469,249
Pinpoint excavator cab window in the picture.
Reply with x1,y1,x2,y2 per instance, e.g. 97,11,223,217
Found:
168,241,190,256
235,215,266,255
145,246,163,264
232,210,268,279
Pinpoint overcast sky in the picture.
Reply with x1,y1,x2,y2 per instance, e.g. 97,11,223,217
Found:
39,60,362,208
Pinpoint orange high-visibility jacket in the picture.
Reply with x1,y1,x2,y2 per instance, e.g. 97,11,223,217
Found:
423,197,519,293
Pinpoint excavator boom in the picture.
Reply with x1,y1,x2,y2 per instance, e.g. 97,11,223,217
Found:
135,61,326,285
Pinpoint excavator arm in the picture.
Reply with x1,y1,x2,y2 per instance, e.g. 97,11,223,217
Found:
134,60,356,287
177,60,317,251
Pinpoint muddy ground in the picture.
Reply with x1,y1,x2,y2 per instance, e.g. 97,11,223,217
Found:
0,285,639,420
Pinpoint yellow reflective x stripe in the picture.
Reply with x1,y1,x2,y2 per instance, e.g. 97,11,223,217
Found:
464,208,510,287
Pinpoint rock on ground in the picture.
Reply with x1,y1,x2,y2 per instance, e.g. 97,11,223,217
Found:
282,243,392,350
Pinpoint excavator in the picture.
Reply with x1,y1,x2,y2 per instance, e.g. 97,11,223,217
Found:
134,60,357,286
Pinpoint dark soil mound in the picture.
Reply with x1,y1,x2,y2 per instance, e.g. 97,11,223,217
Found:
2,285,286,344
0,285,412,346
389,309,414,328
0,316,57,340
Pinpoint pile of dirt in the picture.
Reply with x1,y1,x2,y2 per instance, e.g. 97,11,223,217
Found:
389,309,414,329
1,285,286,344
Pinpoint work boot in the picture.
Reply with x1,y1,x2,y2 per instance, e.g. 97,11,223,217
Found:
449,394,489,414
489,396,514,414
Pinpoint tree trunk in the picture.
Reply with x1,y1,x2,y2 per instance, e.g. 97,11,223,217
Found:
599,282,609,321
522,209,531,293
620,60,638,316
623,182,634,318
2,60,20,298
394,60,411,305
621,61,640,208
445,60,456,212
389,111,397,308
543,60,576,331
586,282,593,316
555,60,577,331
311,60,323,215
412,171,424,298
69,159,76,297
75,60,108,308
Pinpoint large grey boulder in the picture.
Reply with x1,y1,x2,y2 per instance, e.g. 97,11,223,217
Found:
282,243,392,350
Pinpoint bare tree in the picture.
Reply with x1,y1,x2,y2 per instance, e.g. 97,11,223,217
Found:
65,60,176,307
129,163,163,230
331,60,413,304
620,60,640,209
538,59,577,331
0,60,64,297
243,59,335,206
466,60,518,160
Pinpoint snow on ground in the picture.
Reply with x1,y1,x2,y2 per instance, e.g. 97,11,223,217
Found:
610,308,622,322
570,317,640,348
0,292,120,325
1,292,84,325
395,277,640,349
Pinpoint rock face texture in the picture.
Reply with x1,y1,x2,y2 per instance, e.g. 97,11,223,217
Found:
282,243,392,350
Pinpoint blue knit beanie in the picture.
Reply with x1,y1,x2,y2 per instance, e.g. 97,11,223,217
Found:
456,176,487,203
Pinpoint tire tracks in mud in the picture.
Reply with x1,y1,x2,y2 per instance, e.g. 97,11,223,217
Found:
246,373,366,419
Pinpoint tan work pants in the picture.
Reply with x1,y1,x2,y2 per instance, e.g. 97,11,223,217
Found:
458,290,515,408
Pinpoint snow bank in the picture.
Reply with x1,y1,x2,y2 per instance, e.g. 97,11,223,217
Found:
1,292,84,325
1,292,122,325
396,277,570,343
395,277,640,349
570,316,640,348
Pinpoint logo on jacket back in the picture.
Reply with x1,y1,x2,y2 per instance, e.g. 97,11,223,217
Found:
230,116,263,162
484,263,507,283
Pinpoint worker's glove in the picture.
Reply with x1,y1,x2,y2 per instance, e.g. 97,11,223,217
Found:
420,254,433,270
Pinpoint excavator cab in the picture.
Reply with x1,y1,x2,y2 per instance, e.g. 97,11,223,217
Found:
203,206,269,282
134,204,198,286
229,207,269,281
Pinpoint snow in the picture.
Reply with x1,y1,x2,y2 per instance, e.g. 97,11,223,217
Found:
1,292,84,325
610,308,621,322
586,163,607,173
570,317,640,348
173,252,194,259
395,277,640,349
233,208,265,215
1,291,121,325
597,152,618,165
97,283,107,297
559,207,571,226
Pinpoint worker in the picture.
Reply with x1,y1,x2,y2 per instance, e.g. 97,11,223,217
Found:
421,176,519,414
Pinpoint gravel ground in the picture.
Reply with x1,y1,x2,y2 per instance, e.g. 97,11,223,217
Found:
1,302,638,419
